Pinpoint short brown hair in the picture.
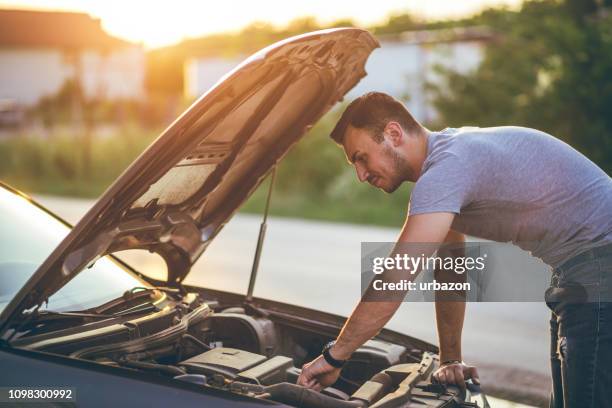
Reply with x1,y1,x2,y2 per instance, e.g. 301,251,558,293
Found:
330,92,421,144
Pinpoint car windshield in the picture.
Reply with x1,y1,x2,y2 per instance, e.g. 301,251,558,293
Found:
0,186,146,314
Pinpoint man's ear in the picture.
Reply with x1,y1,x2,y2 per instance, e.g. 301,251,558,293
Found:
384,121,404,147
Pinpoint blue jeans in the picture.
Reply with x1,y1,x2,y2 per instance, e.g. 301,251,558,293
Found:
545,243,612,408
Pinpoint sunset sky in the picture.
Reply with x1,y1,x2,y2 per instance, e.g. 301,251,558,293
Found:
0,0,522,48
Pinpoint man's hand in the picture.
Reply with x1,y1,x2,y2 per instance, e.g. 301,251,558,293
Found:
432,361,480,389
297,355,342,391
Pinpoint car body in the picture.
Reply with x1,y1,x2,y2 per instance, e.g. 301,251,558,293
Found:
0,29,490,407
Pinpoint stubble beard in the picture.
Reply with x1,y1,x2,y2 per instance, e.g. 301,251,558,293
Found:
382,145,411,193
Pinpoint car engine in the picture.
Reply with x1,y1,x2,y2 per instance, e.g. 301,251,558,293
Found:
15,291,487,408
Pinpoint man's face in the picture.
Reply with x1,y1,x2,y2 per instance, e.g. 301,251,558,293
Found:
342,124,412,193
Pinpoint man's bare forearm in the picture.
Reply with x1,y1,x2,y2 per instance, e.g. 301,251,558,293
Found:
435,301,465,362
332,245,435,359
333,272,466,363
331,245,430,359
330,213,456,362
435,229,466,362
331,300,401,360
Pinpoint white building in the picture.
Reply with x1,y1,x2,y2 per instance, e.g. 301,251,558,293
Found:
183,27,493,123
184,56,247,103
0,9,145,106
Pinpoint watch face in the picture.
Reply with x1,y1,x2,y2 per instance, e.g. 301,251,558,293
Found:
323,341,335,352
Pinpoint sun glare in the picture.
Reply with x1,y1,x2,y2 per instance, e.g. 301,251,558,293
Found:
0,0,522,48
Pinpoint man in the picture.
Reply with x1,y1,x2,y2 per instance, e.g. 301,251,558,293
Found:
296,92,612,407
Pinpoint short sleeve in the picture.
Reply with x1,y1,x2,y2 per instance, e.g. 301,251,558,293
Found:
408,152,473,216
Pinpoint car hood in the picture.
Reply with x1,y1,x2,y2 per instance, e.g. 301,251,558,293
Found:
0,28,378,329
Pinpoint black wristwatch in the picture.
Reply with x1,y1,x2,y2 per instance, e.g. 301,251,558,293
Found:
322,341,347,368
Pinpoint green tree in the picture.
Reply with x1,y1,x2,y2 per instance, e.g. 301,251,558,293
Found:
429,0,612,174
373,13,420,34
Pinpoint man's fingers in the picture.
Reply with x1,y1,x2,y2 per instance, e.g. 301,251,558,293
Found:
297,367,312,387
299,374,316,389
297,369,323,390
453,366,466,389
445,369,456,386
466,366,480,384
433,364,479,389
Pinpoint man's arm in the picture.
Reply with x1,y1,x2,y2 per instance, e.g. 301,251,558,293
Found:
330,212,455,360
430,230,479,388
435,229,466,364
297,212,455,390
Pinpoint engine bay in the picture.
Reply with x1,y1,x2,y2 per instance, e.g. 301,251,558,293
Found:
13,290,487,407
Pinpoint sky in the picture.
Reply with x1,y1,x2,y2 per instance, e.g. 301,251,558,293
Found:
0,0,522,48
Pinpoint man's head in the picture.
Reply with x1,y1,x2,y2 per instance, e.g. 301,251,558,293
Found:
330,92,427,192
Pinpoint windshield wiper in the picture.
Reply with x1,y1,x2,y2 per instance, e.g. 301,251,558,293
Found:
35,310,117,321
6,287,162,342
38,303,159,322
4,306,158,342
86,287,161,315
25,302,158,329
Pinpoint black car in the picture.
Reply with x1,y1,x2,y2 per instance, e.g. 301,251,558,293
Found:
0,29,492,408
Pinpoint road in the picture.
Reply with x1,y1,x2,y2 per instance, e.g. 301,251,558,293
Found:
37,195,552,404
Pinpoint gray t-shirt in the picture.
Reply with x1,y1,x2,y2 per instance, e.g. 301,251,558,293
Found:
408,126,612,268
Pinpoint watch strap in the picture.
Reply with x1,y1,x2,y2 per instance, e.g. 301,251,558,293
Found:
322,341,346,368
440,359,463,367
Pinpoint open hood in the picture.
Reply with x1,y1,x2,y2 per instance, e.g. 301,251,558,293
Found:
0,28,378,329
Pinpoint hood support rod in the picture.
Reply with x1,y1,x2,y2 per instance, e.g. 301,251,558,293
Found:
246,167,277,303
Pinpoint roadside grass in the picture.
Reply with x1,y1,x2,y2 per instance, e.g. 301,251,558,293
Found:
0,124,158,197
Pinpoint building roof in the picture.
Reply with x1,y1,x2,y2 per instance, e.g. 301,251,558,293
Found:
378,26,497,45
0,8,130,50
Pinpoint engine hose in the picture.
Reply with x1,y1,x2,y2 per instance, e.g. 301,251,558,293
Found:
262,383,366,408
121,359,186,377
182,333,211,351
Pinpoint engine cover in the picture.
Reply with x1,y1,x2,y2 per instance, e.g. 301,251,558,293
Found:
180,348,266,378
180,347,294,384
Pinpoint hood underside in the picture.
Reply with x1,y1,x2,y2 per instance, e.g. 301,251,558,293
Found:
0,28,378,329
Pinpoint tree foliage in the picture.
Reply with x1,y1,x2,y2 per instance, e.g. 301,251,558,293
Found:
429,0,612,174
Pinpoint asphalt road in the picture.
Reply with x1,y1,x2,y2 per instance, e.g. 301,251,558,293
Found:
36,195,552,404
